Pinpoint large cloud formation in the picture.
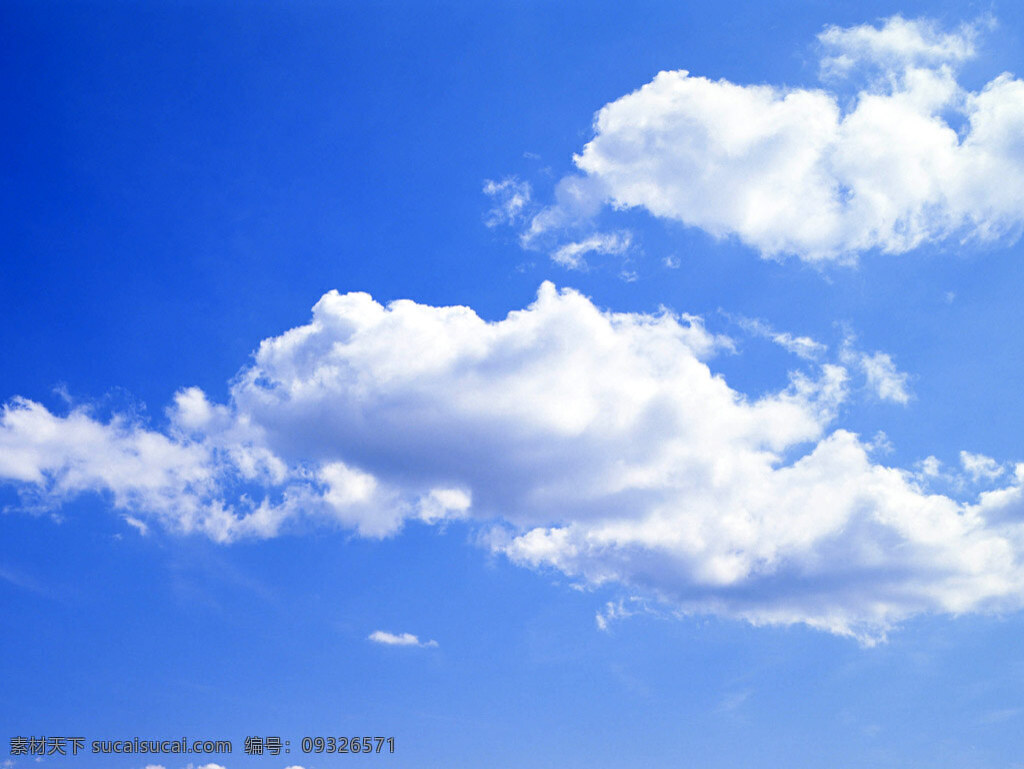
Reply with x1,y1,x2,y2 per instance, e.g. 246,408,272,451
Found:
3,284,1024,642
548,15,1024,261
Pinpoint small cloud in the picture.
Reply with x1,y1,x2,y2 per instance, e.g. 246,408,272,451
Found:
518,174,606,249
974,707,1021,725
715,689,752,714
483,177,532,227
915,452,1008,492
0,565,49,596
858,351,911,404
596,600,630,631
961,451,1005,483
663,254,680,269
619,268,639,283
368,630,438,648
123,515,149,536
416,487,471,524
918,455,944,478
484,172,637,274
596,597,654,630
840,336,911,404
550,230,632,270
865,430,894,455
732,315,828,360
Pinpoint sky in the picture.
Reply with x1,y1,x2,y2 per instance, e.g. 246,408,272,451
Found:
4,1,1024,767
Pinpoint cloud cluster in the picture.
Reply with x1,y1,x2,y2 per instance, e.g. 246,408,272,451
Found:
531,15,1024,262
4,285,1024,641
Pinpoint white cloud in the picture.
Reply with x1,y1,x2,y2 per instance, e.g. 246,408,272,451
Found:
919,456,943,478
556,15,1024,262
484,173,638,274
818,15,981,79
840,341,912,404
551,231,632,269
518,175,605,248
961,451,1006,483
730,316,910,403
859,351,911,404
483,177,532,227
368,630,438,648
732,315,828,360
3,285,1024,642
123,515,149,535
595,597,649,631
0,396,222,533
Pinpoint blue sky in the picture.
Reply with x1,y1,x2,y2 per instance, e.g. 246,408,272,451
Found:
5,2,1024,767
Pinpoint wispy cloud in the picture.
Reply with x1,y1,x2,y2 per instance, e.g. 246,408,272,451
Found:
551,231,632,270
595,597,651,631
840,339,912,404
483,177,532,227
715,689,752,715
485,172,637,273
728,313,912,404
0,565,50,596
730,315,828,360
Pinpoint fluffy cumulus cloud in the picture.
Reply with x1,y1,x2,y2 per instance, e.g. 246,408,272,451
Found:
3,285,1024,642
553,15,1024,261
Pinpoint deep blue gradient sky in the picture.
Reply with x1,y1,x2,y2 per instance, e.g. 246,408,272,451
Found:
5,2,1024,768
